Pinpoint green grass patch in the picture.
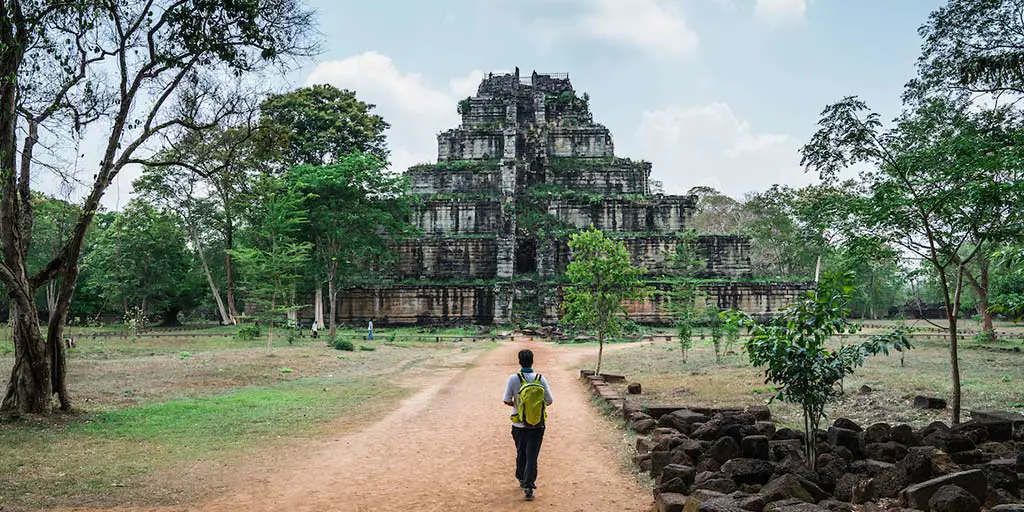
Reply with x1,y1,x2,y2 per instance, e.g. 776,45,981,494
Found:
0,378,407,509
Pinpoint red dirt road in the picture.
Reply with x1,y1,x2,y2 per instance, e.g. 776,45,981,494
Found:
56,340,652,512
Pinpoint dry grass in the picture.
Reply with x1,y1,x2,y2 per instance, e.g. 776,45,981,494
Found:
593,320,1024,430
0,333,495,510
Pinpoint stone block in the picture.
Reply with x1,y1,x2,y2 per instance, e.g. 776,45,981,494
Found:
900,469,988,510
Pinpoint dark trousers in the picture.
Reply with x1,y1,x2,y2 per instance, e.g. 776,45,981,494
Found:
511,426,545,489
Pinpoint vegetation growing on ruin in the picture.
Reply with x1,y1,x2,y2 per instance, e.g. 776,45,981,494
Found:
457,97,473,115
547,156,616,176
545,90,593,124
408,159,501,174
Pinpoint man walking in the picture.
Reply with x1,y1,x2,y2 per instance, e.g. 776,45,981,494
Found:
503,349,553,501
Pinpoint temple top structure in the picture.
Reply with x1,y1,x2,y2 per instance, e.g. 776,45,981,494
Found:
437,69,612,161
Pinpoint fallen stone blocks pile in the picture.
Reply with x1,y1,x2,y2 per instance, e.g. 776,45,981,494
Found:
622,402,1023,512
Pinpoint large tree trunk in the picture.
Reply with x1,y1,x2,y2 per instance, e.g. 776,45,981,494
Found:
191,226,230,325
937,263,965,425
314,285,324,330
0,6,52,416
1,299,52,415
328,267,337,340
224,217,239,324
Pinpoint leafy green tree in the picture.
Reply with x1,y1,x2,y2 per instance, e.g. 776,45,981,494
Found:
259,85,392,327
79,201,196,326
137,125,265,325
740,186,821,281
230,179,312,352
0,0,317,415
727,273,912,469
562,226,648,375
829,236,904,320
260,84,390,169
801,97,1024,423
26,194,81,315
285,153,412,339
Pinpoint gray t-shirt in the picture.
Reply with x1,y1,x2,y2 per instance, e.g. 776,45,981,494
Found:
503,372,554,428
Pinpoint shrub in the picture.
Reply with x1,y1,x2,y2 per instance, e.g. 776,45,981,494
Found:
358,345,376,352
235,324,262,341
725,272,912,470
331,337,355,351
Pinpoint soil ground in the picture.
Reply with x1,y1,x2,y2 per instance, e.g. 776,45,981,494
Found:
47,339,652,512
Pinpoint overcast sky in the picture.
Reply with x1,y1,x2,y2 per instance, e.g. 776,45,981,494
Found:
89,0,942,208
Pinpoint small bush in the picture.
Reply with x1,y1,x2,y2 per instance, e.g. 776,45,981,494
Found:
235,324,262,341
331,337,355,351
358,345,376,352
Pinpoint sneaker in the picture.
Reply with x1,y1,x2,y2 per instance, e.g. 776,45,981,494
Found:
524,488,534,501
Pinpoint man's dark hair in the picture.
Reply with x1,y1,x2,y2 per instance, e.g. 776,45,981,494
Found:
518,349,534,368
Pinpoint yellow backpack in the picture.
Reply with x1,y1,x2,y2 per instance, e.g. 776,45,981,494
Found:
511,373,547,427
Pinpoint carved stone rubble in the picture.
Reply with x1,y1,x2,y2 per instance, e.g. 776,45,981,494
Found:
338,69,812,325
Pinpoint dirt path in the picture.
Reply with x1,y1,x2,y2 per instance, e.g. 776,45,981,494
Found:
56,340,651,512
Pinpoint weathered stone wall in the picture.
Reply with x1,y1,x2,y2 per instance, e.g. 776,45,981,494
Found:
337,285,496,325
695,236,752,279
548,196,695,232
413,199,503,235
460,98,507,129
437,129,505,161
546,159,651,195
393,238,498,280
623,282,813,324
539,281,813,325
408,168,501,195
548,127,614,158
542,235,752,279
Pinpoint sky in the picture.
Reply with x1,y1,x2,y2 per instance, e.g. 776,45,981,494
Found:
92,0,943,208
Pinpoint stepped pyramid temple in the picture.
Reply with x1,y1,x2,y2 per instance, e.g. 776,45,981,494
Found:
338,69,810,326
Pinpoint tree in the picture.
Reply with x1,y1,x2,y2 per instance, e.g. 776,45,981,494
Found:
562,226,648,375
285,153,411,339
79,200,195,326
740,186,820,281
801,97,1024,423
26,193,80,315
260,84,390,169
230,178,311,352
687,186,745,234
914,0,1024,98
0,0,317,415
727,273,912,470
259,86,390,329
137,124,266,325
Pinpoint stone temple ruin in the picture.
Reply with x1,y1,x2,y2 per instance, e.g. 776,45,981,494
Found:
338,69,811,325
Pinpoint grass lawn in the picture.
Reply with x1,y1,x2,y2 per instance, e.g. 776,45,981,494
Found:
590,319,1024,430
0,326,495,510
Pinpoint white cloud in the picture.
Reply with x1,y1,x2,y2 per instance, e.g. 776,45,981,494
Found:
632,102,814,198
305,52,498,174
531,0,699,57
754,0,808,25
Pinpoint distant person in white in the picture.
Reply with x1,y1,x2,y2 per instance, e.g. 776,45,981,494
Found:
502,348,553,501
367,319,374,340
